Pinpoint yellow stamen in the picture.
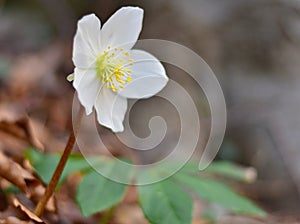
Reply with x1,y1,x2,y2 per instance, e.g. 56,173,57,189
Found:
95,46,133,92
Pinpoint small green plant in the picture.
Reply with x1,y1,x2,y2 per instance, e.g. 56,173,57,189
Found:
26,148,266,223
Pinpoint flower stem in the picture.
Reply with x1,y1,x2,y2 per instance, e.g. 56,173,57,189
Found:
34,106,84,216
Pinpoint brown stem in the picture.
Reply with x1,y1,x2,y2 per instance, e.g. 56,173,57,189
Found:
34,106,84,216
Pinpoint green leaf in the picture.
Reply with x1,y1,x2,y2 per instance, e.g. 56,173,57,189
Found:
76,169,128,217
180,161,257,183
26,149,132,217
175,174,266,216
3,185,22,195
205,161,257,183
25,148,101,185
138,179,193,224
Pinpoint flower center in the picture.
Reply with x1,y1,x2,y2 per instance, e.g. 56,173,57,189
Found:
96,46,133,92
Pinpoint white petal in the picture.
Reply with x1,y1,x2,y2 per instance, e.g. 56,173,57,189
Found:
95,88,127,132
72,14,102,68
101,7,143,50
73,67,101,115
118,50,168,99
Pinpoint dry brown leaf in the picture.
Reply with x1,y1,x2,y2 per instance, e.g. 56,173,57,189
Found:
12,198,44,223
0,116,43,150
0,151,35,193
113,204,149,224
28,118,66,154
0,152,55,212
0,216,35,224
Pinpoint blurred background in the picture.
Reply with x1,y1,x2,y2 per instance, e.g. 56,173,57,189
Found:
1,0,300,222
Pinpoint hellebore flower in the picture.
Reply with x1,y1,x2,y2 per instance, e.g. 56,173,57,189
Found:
69,7,168,132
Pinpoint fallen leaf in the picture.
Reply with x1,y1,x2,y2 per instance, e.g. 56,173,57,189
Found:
113,204,149,224
0,216,35,224
0,151,35,193
0,152,55,212
12,198,44,223
28,117,66,155
0,116,43,150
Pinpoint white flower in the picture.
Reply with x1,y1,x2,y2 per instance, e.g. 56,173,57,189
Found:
69,7,168,132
